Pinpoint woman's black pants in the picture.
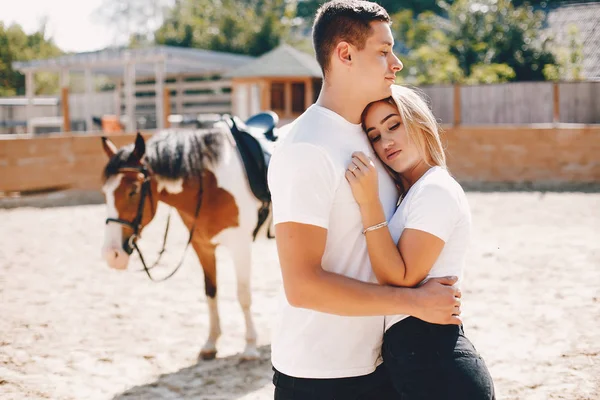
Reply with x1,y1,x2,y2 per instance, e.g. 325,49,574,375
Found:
382,317,496,400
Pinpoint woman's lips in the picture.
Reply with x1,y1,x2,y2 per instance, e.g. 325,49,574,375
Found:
386,150,401,161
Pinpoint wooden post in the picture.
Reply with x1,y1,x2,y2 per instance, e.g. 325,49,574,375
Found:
25,71,35,133
59,70,70,133
124,62,136,132
305,78,313,110
284,81,292,119
84,68,94,132
61,87,71,132
175,75,184,114
262,79,271,111
114,79,122,120
231,80,237,116
553,82,560,124
154,61,165,130
163,87,171,128
453,83,461,127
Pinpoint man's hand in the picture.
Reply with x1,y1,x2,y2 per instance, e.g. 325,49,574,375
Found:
411,276,462,325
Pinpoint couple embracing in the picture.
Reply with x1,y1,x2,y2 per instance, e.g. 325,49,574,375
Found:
267,1,495,399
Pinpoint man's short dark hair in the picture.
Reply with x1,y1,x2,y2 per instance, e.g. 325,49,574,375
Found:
312,0,391,74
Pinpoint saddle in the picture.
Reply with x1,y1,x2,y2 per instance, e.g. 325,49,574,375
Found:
224,111,278,239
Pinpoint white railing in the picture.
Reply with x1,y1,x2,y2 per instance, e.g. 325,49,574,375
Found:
0,78,233,133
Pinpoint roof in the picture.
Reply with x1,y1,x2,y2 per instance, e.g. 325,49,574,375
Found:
546,2,600,80
12,46,255,78
225,43,322,79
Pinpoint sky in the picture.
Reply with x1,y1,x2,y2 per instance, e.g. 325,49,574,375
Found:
0,0,118,52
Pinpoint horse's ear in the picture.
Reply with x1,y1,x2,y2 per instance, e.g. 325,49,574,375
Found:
131,132,146,161
101,136,118,158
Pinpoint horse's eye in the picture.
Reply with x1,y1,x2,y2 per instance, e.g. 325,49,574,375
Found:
129,187,139,197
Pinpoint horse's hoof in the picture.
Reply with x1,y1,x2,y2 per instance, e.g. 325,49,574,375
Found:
199,349,217,361
240,347,260,361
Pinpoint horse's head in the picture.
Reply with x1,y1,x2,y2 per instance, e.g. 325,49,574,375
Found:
100,133,159,270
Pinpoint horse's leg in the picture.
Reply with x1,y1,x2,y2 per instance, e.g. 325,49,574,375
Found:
192,241,221,361
225,233,259,360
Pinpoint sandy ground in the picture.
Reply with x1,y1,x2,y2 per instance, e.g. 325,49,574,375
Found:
1,192,599,400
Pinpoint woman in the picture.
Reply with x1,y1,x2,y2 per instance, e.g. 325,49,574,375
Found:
346,85,495,399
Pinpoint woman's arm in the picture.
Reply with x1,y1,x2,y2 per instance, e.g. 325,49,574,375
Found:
347,152,445,287
359,200,444,287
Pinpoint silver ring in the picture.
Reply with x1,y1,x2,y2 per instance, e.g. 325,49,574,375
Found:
351,165,358,172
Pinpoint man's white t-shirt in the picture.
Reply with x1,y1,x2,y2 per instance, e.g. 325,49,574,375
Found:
268,104,398,379
385,166,471,331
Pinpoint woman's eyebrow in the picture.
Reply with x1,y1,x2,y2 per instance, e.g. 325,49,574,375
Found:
366,113,399,133
380,113,399,124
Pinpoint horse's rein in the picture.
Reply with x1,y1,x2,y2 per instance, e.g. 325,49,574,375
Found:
105,165,204,282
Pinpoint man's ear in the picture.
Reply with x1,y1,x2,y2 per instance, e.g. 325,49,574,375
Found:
335,41,353,66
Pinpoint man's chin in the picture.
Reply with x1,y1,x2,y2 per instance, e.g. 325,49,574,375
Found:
374,87,393,101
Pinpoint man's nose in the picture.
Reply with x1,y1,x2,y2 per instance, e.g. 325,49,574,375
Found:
391,53,403,73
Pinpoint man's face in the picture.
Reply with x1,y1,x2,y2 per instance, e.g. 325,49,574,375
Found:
351,21,403,103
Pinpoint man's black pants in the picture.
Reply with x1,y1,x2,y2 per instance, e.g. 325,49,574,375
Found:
273,363,396,400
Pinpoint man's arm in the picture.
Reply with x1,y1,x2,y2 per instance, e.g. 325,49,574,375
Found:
275,222,462,324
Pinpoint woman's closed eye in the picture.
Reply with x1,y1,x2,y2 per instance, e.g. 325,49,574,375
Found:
369,134,381,143
388,122,400,130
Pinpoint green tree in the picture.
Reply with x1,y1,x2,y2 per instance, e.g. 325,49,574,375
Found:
154,0,290,56
465,63,516,84
442,0,556,81
295,0,443,19
0,22,63,96
396,29,464,85
95,0,172,46
392,8,519,85
543,24,584,81
392,10,442,52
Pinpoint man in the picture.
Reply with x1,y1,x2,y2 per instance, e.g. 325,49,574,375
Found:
267,1,462,398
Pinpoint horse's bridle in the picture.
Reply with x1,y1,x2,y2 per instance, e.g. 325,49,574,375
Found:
105,164,204,281
105,165,154,255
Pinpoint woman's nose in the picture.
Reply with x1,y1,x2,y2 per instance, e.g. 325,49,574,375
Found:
382,137,395,149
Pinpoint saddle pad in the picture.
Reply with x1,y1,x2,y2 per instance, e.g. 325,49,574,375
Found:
229,118,271,204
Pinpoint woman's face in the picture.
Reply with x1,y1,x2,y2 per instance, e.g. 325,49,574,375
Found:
363,100,423,174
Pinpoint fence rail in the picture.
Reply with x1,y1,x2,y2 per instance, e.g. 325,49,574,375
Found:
1,126,598,194
1,80,598,134
418,81,599,126
0,78,233,134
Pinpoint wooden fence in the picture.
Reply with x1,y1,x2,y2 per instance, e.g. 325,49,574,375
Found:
1,126,598,195
2,81,598,135
417,81,599,125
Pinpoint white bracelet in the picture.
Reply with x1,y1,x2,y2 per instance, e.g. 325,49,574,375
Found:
362,221,388,235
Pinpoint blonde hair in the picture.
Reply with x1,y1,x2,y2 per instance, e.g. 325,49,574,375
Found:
361,85,446,170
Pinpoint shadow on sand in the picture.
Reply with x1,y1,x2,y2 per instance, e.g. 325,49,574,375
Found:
113,345,273,400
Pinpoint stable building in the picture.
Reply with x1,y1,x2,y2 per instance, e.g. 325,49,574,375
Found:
227,44,323,125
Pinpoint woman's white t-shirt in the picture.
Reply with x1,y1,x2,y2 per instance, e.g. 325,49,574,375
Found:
385,166,472,331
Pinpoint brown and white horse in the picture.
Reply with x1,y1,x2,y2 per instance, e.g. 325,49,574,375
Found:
100,122,269,360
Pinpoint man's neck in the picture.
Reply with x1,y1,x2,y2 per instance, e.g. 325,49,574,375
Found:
315,79,368,125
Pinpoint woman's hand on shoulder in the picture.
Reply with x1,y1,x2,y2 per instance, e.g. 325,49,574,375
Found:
345,151,380,207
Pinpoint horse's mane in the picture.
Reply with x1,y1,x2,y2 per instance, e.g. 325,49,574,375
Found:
103,127,224,182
